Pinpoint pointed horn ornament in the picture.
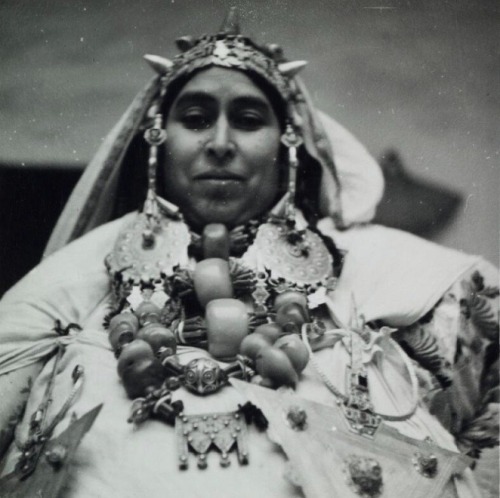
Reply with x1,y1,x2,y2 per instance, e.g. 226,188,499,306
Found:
219,6,241,35
176,36,196,52
143,54,174,75
278,60,308,78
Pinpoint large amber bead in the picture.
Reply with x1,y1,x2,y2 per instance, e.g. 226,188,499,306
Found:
274,334,310,374
275,302,309,333
193,258,233,307
205,298,249,360
202,223,230,260
239,332,273,360
117,339,154,378
255,346,298,388
108,312,139,352
109,312,139,332
274,291,309,318
121,357,165,399
137,323,177,356
134,301,162,326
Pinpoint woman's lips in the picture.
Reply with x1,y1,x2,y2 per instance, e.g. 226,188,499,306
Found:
196,179,244,191
194,172,246,189
194,172,245,181
193,173,246,197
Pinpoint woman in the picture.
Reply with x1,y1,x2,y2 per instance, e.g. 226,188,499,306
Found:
0,9,497,498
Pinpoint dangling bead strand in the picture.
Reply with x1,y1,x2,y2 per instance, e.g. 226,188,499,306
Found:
280,123,303,224
142,113,167,247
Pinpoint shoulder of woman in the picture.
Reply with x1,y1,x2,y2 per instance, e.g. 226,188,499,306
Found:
318,219,484,274
319,219,490,326
3,212,138,303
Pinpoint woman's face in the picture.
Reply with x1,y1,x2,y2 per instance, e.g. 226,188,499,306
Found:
162,67,282,229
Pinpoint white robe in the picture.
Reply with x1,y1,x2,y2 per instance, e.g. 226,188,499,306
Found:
0,213,492,497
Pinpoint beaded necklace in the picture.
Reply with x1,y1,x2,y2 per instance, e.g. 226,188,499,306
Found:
103,209,343,467
103,209,416,468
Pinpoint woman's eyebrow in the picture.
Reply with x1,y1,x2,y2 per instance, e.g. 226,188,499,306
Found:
175,92,270,110
174,91,217,108
232,96,270,112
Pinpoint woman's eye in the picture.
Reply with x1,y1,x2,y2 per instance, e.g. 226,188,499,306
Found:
180,110,212,130
233,112,265,130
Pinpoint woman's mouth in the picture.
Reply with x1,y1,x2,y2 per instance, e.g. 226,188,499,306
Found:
195,171,245,181
194,172,246,190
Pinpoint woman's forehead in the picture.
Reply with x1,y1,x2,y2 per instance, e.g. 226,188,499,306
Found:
173,67,273,106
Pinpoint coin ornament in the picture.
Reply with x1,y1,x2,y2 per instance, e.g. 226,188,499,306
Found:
106,213,191,283
252,222,334,287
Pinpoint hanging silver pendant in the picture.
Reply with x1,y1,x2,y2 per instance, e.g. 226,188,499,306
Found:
252,222,333,287
342,365,381,438
106,213,191,283
175,410,249,470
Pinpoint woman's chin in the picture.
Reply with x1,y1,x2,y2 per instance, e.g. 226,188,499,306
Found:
184,202,258,230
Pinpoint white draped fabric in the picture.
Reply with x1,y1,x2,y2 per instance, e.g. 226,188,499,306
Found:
0,212,486,497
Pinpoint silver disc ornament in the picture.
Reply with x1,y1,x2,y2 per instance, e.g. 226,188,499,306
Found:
253,223,333,286
106,213,191,283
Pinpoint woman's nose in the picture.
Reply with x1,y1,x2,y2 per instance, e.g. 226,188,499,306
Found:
205,116,235,161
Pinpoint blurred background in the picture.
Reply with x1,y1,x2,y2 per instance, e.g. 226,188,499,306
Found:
0,0,498,288
0,0,498,492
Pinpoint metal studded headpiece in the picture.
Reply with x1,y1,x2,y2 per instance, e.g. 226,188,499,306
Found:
143,7,307,103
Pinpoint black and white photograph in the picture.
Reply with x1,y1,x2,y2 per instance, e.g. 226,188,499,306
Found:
0,1,498,496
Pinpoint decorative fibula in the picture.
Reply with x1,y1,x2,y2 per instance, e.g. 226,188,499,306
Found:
252,222,333,287
105,213,191,283
176,410,249,469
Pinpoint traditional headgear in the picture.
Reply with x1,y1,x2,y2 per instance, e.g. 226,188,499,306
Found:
144,8,305,103
44,8,384,257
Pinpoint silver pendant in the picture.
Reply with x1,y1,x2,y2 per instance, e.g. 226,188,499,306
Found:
176,410,249,470
183,358,225,396
106,213,191,283
252,223,333,287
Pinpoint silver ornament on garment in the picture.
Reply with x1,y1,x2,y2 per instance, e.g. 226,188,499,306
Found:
183,357,225,395
252,222,333,286
343,454,383,497
176,410,249,470
105,213,191,283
